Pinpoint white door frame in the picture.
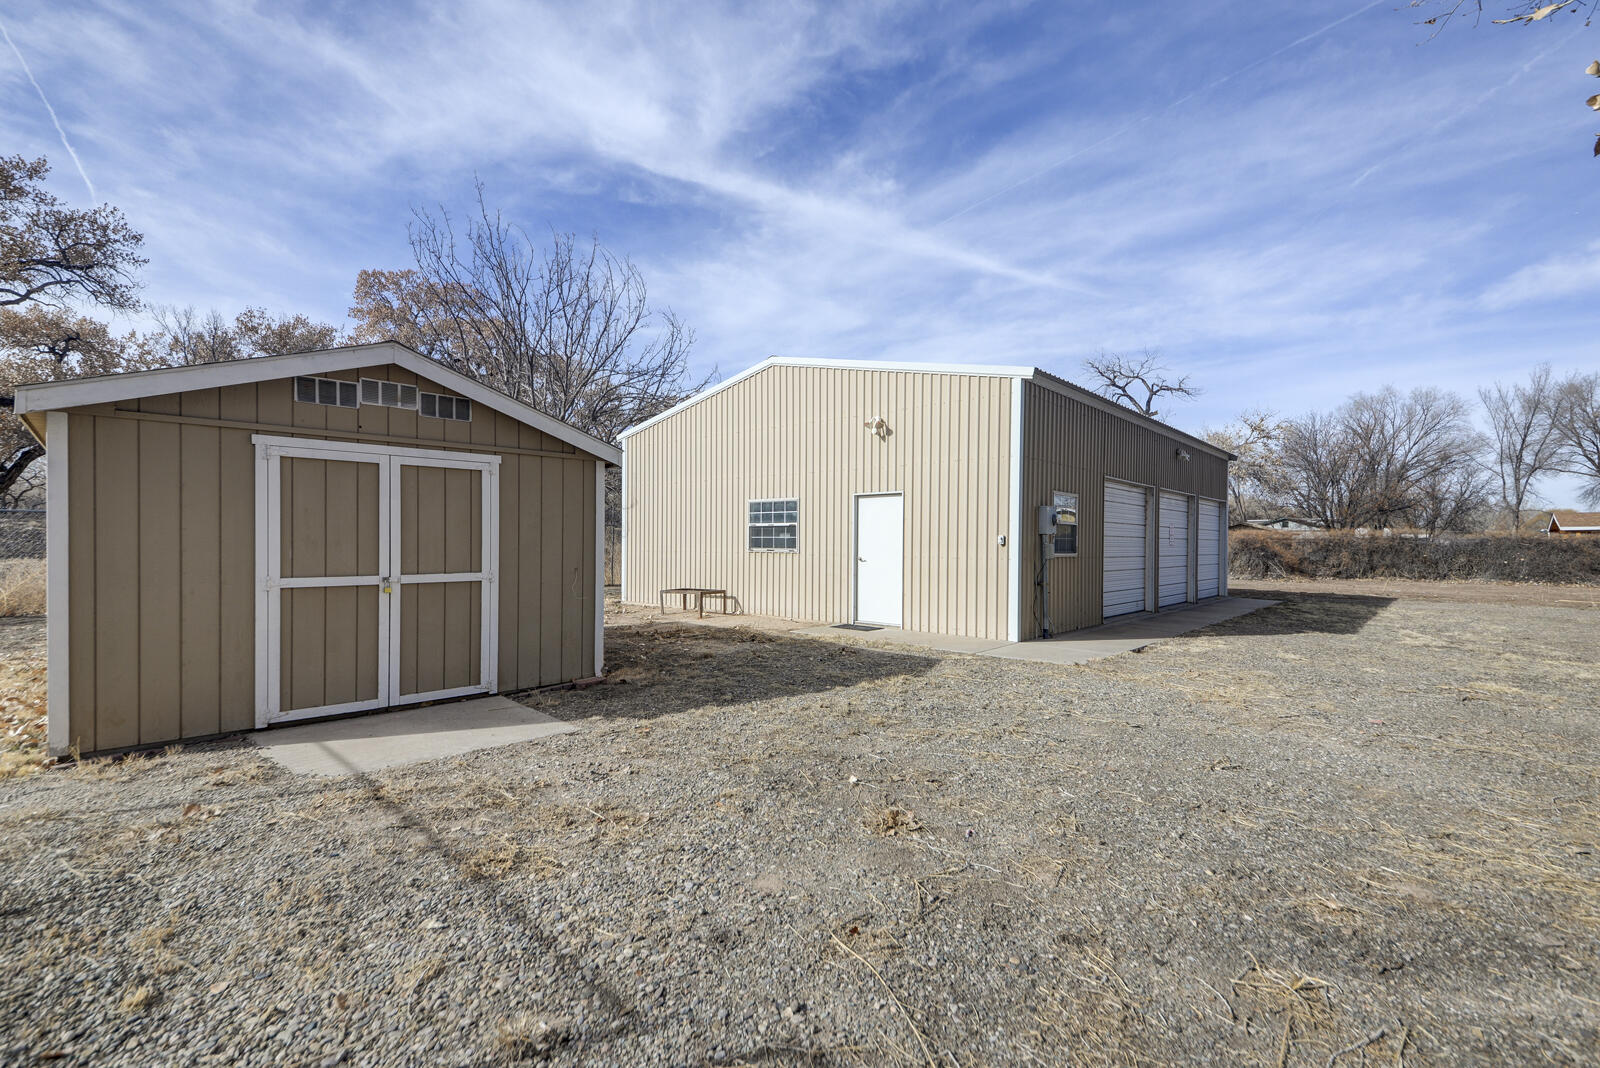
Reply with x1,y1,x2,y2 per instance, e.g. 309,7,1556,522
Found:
851,491,904,627
253,434,500,727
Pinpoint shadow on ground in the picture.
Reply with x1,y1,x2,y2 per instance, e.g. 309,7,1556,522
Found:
1175,589,1395,637
535,621,937,723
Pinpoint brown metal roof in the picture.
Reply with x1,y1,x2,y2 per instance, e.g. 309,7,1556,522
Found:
1547,510,1600,531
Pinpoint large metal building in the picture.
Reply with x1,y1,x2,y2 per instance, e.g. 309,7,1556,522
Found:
14,342,620,756
620,358,1230,641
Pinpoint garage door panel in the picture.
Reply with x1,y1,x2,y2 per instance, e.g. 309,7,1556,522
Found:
1158,492,1190,608
1198,499,1222,599
1103,481,1148,618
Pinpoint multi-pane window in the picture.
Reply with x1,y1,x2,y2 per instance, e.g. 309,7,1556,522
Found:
293,376,358,409
748,499,798,551
359,378,419,410
419,391,472,421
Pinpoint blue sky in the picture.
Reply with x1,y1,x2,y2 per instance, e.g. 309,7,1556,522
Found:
4,1,1597,503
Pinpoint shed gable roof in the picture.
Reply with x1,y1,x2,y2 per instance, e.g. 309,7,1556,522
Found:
620,356,1233,461
1547,510,1600,532
12,341,621,465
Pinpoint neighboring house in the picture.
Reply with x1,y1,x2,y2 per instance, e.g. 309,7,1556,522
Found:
13,341,620,756
1248,516,1323,532
1545,510,1600,535
620,358,1232,642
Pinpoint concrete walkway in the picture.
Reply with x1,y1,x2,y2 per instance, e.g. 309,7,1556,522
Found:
794,596,1277,665
250,695,575,776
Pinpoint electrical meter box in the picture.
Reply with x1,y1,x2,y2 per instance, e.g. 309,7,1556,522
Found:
1041,491,1079,557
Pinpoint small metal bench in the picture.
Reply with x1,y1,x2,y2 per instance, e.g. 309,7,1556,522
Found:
659,587,729,618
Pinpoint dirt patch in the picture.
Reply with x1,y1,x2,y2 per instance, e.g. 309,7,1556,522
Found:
0,594,1595,1065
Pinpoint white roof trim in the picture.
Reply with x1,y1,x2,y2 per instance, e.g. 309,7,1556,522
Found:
620,355,1232,461
13,341,622,465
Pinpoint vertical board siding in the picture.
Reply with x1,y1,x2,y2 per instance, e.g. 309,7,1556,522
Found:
622,366,1013,640
178,388,221,738
63,364,600,752
66,414,96,753
1018,381,1229,638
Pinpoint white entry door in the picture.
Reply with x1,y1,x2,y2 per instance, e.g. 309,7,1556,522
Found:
1103,480,1149,618
1158,491,1191,608
1197,498,1223,599
854,493,904,627
255,436,500,727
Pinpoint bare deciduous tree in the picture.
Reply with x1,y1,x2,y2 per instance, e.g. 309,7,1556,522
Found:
1,155,145,309
1271,387,1490,532
1478,364,1564,530
1203,408,1283,520
1553,372,1600,505
350,187,708,448
1080,349,1200,418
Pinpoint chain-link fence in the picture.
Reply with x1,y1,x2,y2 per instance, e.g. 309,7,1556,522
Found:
0,509,46,560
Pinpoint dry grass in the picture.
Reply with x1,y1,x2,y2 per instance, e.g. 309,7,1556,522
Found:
460,839,563,881
0,558,46,617
1022,950,1150,1068
0,638,47,779
118,984,157,1014
868,807,923,837
495,1014,570,1059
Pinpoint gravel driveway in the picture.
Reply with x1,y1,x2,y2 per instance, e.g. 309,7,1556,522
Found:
0,586,1595,1066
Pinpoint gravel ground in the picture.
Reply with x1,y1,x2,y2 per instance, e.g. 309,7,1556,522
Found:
0,589,1596,1066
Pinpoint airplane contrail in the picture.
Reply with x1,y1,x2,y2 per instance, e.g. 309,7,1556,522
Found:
937,0,1388,225
0,16,97,202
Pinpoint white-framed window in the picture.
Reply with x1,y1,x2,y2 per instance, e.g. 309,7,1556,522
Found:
748,498,798,551
419,391,472,421
1051,490,1079,557
359,378,419,411
294,376,358,409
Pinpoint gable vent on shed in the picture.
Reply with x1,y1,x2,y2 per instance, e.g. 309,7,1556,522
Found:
360,378,419,411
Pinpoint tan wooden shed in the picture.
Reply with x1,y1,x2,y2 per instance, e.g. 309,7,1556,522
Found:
13,341,620,756
620,358,1231,642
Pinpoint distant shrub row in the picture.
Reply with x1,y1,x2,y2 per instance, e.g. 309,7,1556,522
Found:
1228,530,1600,585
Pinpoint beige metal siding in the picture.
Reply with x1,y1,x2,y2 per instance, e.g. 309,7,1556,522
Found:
1018,380,1229,638
58,364,598,754
623,365,1013,640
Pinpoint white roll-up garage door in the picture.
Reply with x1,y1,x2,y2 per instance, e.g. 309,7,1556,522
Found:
1197,498,1222,599
1158,491,1191,608
1102,481,1148,618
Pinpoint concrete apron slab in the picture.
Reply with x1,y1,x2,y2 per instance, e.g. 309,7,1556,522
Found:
249,695,575,776
795,596,1278,666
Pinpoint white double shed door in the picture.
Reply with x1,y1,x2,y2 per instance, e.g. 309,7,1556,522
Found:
253,435,500,727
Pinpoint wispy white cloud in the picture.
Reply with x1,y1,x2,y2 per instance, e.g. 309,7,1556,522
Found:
1482,240,1600,309
3,0,1596,475
0,15,96,200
